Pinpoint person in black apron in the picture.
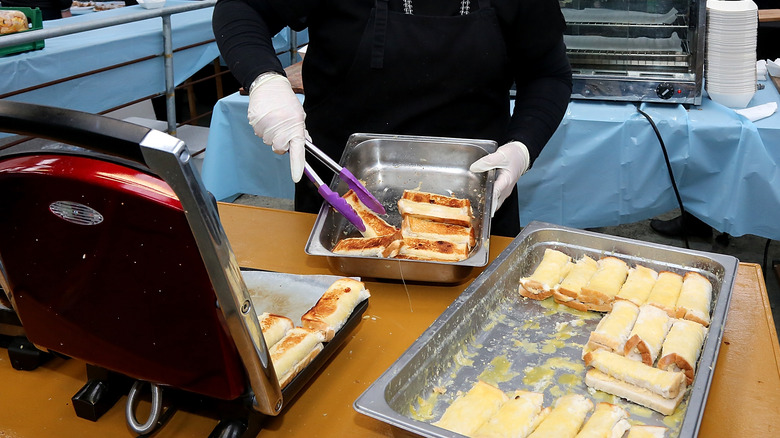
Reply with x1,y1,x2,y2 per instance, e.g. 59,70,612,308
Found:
213,0,572,237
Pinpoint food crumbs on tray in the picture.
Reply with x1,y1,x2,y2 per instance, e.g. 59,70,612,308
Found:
557,373,582,387
663,398,688,428
513,339,540,354
409,393,439,421
477,356,519,386
454,350,474,367
626,404,654,418
521,365,555,392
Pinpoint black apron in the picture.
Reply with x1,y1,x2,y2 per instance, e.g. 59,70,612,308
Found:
296,0,520,237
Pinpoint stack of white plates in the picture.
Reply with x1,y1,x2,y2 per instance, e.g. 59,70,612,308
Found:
706,0,758,108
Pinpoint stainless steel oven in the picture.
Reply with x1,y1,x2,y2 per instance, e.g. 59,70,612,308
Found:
561,0,707,104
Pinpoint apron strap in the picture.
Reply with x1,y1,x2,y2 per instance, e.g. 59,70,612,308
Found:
371,0,389,69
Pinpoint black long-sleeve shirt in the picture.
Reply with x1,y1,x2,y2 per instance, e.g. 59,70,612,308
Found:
212,0,572,162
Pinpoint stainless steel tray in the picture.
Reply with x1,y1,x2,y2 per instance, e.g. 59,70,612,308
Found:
354,221,738,437
305,133,497,284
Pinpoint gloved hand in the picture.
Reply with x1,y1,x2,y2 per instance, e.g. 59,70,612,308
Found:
247,72,307,182
469,141,530,217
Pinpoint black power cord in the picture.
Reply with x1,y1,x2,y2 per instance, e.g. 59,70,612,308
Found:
636,107,690,249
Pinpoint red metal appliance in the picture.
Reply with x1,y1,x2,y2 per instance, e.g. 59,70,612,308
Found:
0,102,364,436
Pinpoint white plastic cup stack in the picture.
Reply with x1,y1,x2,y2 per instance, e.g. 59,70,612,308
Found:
705,0,758,108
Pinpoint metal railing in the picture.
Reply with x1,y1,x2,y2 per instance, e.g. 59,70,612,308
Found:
0,0,217,134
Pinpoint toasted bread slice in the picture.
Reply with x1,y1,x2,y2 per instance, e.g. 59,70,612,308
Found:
343,189,398,238
332,231,403,258
397,190,473,227
301,278,370,341
258,312,294,349
397,237,470,262
401,215,476,249
269,327,325,388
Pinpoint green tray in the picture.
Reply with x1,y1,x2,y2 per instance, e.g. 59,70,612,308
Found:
0,7,44,57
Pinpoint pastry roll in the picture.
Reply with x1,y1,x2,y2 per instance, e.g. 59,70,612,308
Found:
657,319,708,384
675,272,712,326
301,278,370,341
343,189,398,238
626,425,668,438
575,402,631,438
527,394,593,438
396,237,471,262
270,327,325,388
555,255,599,311
258,312,294,349
474,390,548,438
583,349,686,400
586,300,639,354
615,265,658,306
646,271,683,317
332,231,403,258
580,257,629,311
397,189,473,227
432,380,508,436
519,248,572,300
623,304,673,366
584,369,685,417
401,215,476,249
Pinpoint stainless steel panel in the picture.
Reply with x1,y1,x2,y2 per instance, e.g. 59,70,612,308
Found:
355,221,738,437
305,133,497,284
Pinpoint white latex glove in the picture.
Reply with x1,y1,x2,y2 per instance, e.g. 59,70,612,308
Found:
469,141,530,217
247,73,307,182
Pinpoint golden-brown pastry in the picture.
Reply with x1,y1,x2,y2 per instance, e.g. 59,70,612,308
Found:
527,394,593,438
615,265,658,306
432,380,508,436
646,271,684,317
397,189,473,227
675,272,712,326
575,402,631,438
332,231,403,258
519,248,572,300
473,390,547,438
396,237,470,262
584,369,685,417
657,319,708,384
343,189,398,238
401,215,476,249
301,278,370,341
269,327,325,388
623,304,673,366
258,312,294,349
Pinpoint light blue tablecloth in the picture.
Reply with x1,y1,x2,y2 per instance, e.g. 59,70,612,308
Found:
201,81,780,240
0,1,218,113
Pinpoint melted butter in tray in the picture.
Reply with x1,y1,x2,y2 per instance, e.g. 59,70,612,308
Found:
477,356,519,386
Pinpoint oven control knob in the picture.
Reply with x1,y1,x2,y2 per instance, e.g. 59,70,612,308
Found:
656,83,675,100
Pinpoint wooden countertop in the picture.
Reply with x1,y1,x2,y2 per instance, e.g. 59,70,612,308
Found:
0,204,778,437
760,9,780,22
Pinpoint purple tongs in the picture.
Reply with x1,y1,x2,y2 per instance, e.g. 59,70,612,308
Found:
302,140,386,232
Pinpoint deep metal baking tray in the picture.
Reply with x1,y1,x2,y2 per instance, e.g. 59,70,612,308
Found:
305,133,497,284
354,221,738,437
